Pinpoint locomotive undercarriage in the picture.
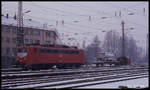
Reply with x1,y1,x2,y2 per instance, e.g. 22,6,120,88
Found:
17,63,82,70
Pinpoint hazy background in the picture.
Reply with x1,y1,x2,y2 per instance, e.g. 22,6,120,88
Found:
2,1,148,51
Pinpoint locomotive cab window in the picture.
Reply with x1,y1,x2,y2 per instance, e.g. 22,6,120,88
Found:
53,50,58,53
65,50,69,54
74,51,79,54
18,48,27,52
39,49,45,53
60,50,65,54
34,48,37,53
18,48,21,52
23,48,27,52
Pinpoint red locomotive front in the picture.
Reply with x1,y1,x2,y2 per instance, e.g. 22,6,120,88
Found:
17,47,28,67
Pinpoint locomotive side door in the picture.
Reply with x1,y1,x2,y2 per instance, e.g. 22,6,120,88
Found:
58,49,63,63
33,48,38,64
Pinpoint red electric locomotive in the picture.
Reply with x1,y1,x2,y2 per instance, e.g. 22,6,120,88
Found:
17,44,85,70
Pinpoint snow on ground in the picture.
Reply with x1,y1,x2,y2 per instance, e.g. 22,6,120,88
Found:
77,77,149,89
11,73,125,89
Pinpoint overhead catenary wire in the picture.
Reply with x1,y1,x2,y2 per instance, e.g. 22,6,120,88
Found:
25,13,109,33
103,2,147,17
23,2,148,43
25,14,99,46
60,2,148,29
25,2,120,23
24,9,147,45
77,3,148,28
27,3,89,17
25,2,148,32
4,2,148,30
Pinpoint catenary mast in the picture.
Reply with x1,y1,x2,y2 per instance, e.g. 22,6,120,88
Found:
17,1,24,47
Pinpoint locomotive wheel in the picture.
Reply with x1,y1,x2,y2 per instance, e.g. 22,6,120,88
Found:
23,65,32,70
56,65,63,69
74,64,81,68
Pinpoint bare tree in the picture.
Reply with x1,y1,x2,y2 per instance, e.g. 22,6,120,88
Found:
125,36,144,64
93,35,101,52
102,30,121,57
102,30,145,64
84,35,101,64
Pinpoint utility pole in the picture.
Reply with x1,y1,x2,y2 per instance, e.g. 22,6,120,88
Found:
146,33,148,61
121,21,125,57
17,1,24,46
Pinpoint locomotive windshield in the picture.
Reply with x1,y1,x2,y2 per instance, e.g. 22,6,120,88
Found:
17,48,27,53
18,48,21,53
17,48,27,58
23,48,27,52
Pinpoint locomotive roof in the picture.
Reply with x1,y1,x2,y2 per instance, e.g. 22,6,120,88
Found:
20,44,79,50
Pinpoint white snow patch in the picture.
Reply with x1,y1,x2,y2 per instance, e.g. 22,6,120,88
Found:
77,77,148,88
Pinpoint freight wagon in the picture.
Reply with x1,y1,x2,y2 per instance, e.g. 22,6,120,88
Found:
95,52,130,67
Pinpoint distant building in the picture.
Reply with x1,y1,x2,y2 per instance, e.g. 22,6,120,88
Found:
1,14,58,68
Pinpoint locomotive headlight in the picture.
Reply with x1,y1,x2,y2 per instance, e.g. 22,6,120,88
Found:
19,60,22,62
59,54,63,58
17,58,20,61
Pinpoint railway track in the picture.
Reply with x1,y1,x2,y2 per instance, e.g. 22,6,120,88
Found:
1,65,148,76
3,71,148,89
1,65,148,89
2,69,147,84
1,67,113,74
2,68,22,72
2,65,147,75
2,66,148,79
40,73,148,89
